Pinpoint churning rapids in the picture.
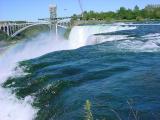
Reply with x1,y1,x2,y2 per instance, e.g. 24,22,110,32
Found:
0,23,160,120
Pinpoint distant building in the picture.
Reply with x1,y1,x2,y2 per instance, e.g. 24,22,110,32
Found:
145,4,160,10
49,4,57,20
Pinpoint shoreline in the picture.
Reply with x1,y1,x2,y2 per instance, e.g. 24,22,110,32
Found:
73,19,160,26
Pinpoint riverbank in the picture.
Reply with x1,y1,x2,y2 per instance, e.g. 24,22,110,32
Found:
72,19,160,26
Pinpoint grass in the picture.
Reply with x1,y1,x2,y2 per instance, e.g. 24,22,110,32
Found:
127,100,139,120
84,100,94,120
84,99,142,120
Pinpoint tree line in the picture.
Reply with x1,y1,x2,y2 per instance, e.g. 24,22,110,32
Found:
71,5,160,21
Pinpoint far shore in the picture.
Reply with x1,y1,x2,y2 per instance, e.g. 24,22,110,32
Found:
72,19,160,26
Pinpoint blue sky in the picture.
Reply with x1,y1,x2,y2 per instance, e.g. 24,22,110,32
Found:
0,0,159,21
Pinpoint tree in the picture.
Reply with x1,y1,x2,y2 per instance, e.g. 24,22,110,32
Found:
134,5,140,12
72,14,78,20
126,9,134,20
133,5,141,19
155,8,160,19
71,4,160,23
117,7,128,19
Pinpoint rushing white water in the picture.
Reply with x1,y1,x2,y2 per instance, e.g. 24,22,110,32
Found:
116,33,160,52
0,33,69,120
87,34,135,45
69,25,136,48
0,24,137,120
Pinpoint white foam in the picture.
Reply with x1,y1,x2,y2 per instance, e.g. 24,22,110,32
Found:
142,33,160,38
86,35,133,45
141,40,159,50
141,33,160,41
116,39,160,52
0,88,37,120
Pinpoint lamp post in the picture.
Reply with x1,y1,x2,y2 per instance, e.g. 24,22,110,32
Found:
78,0,84,17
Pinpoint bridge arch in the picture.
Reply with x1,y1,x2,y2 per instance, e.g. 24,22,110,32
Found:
1,26,4,31
4,26,7,33
11,23,67,38
8,26,12,35
11,23,50,38
15,25,18,31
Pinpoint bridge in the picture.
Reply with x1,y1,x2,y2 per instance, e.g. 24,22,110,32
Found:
0,4,71,38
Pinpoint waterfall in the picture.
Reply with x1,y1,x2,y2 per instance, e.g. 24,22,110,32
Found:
0,24,136,120
69,25,136,49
